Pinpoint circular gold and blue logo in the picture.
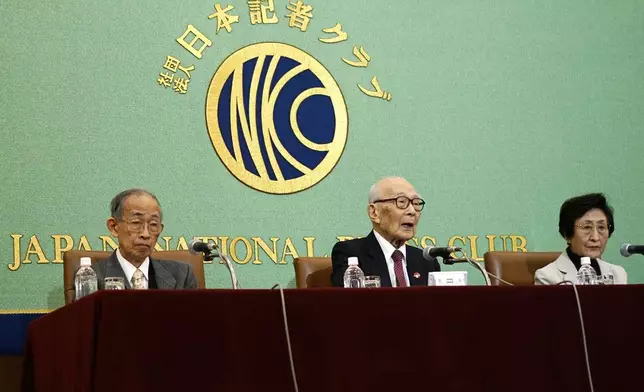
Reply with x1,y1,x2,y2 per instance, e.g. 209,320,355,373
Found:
205,42,348,194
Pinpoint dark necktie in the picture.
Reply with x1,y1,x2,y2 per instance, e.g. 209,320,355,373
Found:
392,250,408,287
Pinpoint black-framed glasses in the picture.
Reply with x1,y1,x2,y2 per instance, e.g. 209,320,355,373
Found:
122,219,163,235
372,196,425,211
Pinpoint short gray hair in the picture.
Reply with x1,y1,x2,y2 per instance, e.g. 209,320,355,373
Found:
368,183,381,203
368,176,407,203
110,188,162,220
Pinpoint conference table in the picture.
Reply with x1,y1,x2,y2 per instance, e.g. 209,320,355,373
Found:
22,286,644,392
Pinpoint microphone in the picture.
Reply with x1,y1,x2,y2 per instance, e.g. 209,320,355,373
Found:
620,243,644,257
423,246,492,286
188,238,240,289
188,239,217,255
441,257,470,265
422,246,462,260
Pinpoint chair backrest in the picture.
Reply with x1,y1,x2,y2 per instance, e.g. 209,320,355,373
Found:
483,251,561,285
63,250,206,303
293,257,332,288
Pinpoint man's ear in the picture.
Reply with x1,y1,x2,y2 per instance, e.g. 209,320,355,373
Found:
106,217,119,237
368,204,380,224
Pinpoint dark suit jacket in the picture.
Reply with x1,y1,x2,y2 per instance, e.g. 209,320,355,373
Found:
92,252,198,290
331,231,440,287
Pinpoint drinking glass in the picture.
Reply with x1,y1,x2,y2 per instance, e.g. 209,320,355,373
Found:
104,277,125,290
364,276,381,288
599,274,614,285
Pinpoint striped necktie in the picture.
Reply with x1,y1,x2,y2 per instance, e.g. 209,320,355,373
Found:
392,250,408,287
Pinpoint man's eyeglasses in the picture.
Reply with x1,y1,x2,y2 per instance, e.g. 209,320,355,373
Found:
372,196,425,212
575,223,609,236
122,219,163,235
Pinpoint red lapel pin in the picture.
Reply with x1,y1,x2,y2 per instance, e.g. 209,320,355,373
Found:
413,272,421,279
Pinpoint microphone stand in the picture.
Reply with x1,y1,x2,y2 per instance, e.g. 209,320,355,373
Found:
205,247,241,290
459,251,491,286
442,252,491,286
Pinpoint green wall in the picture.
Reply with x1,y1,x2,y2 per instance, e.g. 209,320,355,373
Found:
1,0,643,310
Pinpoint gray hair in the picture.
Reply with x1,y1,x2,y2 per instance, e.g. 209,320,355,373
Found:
368,176,408,203
110,188,162,220
368,183,381,203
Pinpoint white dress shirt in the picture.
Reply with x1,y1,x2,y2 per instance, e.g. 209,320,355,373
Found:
116,248,150,289
373,231,410,287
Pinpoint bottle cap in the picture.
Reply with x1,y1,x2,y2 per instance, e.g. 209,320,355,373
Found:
80,257,92,266
580,256,591,265
348,257,358,266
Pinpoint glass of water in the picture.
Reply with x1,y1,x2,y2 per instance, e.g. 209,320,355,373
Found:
364,276,381,288
599,274,615,285
104,277,125,290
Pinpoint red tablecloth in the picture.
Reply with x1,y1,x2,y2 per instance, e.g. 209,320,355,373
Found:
23,286,644,392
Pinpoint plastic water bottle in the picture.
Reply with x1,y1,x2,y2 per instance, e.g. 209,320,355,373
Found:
75,257,98,300
343,257,365,288
576,256,597,285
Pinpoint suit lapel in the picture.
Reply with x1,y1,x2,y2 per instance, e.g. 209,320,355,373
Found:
151,259,177,289
363,232,392,287
405,247,425,286
105,252,132,289
556,253,578,284
596,259,610,277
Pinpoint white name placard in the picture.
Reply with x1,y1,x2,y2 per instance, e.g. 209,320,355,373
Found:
428,271,468,286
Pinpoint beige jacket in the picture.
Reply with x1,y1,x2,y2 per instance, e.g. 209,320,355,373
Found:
534,251,627,285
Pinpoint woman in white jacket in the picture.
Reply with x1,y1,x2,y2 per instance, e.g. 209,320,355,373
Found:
535,193,627,285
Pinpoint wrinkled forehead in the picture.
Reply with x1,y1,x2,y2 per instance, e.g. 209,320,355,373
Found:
127,210,162,220
122,195,162,219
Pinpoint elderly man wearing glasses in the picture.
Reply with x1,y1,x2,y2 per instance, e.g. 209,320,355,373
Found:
535,193,627,285
92,188,198,290
330,177,440,287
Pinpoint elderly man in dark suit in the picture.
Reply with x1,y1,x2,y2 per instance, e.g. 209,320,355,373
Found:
92,188,198,290
331,177,440,287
